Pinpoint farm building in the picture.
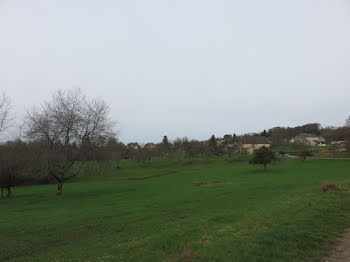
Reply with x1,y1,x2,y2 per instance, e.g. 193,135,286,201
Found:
289,134,326,146
240,136,270,154
127,143,140,150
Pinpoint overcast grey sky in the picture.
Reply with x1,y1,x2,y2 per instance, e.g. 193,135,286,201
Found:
0,0,349,143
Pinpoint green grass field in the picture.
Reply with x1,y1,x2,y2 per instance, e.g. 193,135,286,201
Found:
1,158,350,262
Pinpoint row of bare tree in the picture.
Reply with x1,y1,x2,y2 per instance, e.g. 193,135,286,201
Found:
0,89,116,197
1,89,349,197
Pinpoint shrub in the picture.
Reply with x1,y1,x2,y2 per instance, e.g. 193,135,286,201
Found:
249,147,276,171
299,149,313,161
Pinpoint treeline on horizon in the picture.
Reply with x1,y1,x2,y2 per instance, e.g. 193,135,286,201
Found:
0,88,350,197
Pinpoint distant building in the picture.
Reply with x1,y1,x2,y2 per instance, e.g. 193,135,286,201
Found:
144,143,157,149
330,141,345,146
216,138,225,145
240,136,270,154
224,134,233,140
289,134,326,146
127,142,140,150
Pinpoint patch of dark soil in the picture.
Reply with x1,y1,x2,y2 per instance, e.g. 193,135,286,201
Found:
194,180,221,186
194,182,208,186
322,183,340,192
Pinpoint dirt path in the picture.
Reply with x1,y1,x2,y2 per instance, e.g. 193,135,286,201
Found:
123,170,178,180
323,229,350,262
285,154,350,160
314,158,350,160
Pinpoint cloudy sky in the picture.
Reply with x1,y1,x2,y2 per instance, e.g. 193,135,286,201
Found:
1,0,349,143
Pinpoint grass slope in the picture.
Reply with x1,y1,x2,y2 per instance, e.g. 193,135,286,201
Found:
1,158,350,262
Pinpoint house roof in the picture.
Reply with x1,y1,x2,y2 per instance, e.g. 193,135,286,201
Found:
144,143,156,148
127,142,139,147
241,136,269,145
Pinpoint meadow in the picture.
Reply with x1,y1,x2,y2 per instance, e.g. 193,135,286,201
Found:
1,157,350,262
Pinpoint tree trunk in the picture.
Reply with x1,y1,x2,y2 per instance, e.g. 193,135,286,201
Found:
57,182,63,196
7,186,12,198
264,163,267,171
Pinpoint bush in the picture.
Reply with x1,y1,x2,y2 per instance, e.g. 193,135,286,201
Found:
249,147,276,171
299,149,313,161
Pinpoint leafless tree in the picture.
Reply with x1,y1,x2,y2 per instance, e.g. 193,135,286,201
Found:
173,138,185,164
344,127,350,154
346,116,350,127
134,147,152,163
0,140,35,198
25,89,115,195
0,92,13,138
183,139,205,163
105,137,124,168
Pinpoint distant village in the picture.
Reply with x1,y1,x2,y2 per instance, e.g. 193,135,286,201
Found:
124,123,348,157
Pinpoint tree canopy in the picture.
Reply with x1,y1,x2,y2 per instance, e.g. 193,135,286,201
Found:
249,146,276,171
299,149,313,161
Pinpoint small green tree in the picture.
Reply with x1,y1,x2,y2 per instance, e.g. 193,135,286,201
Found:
299,149,313,161
249,146,276,171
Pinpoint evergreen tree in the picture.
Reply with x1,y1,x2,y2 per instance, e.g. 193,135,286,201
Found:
208,135,217,155
161,136,170,156
346,116,350,127
232,133,238,143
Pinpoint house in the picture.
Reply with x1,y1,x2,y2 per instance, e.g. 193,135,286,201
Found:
240,136,270,154
127,142,140,150
223,134,233,141
330,141,345,146
289,134,326,146
216,138,225,146
144,143,157,150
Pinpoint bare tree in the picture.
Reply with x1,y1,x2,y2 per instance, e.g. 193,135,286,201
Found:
105,137,124,168
173,138,185,164
26,89,115,195
346,116,350,127
184,139,205,163
0,92,13,138
0,140,34,198
344,127,350,154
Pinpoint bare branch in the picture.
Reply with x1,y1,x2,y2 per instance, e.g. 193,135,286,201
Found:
0,92,13,137
25,88,116,195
